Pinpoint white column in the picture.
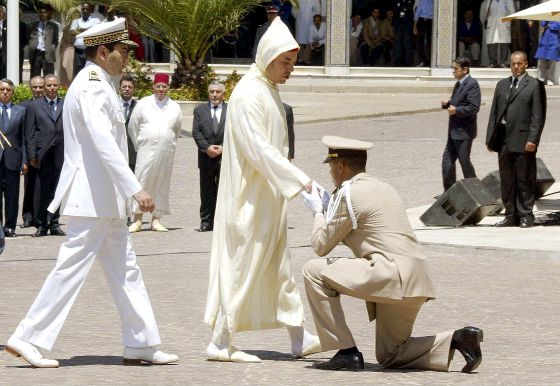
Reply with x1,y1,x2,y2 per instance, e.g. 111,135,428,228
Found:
324,0,351,75
6,0,20,84
432,0,457,71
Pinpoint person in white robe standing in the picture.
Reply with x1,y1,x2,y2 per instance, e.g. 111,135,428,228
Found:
128,73,182,233
4,18,178,368
204,17,322,363
480,0,515,68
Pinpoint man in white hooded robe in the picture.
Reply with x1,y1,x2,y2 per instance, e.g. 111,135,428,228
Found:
204,17,321,363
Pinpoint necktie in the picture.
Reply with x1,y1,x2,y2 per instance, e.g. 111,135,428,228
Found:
1,104,8,133
452,81,460,97
49,100,56,119
212,105,219,131
512,77,518,89
123,102,129,120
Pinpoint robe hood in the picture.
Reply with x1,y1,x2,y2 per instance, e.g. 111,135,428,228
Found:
255,17,300,71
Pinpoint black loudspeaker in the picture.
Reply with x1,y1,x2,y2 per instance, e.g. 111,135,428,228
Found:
536,158,555,198
420,178,501,226
481,158,555,203
480,170,504,215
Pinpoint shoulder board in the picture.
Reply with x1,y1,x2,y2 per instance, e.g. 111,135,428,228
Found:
89,71,101,81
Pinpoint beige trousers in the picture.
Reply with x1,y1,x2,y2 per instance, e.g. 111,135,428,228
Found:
303,258,453,371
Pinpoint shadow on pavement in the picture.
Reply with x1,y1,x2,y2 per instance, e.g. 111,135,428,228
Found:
59,355,123,367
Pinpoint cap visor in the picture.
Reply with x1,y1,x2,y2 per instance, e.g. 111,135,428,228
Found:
121,39,139,47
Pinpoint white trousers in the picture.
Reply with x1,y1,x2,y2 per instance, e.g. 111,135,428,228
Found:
14,217,161,351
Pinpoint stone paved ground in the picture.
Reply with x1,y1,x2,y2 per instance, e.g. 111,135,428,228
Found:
1,92,559,385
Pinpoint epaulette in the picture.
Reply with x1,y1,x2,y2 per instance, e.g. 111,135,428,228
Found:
89,70,101,81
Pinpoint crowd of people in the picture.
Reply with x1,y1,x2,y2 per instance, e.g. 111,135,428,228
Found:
0,2,169,86
0,0,556,376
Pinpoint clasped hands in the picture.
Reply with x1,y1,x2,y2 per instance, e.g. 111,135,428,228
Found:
301,181,330,215
206,145,223,158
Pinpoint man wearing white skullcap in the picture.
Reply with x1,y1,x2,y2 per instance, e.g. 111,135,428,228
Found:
204,17,321,363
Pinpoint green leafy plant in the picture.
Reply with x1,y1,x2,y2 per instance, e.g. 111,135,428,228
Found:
123,53,154,98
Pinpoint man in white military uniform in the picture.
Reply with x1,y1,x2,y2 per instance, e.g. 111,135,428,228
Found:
300,136,483,373
5,18,178,368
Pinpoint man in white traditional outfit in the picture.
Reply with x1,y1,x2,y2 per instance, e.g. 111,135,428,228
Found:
204,17,322,363
480,0,515,68
128,73,182,233
4,18,178,368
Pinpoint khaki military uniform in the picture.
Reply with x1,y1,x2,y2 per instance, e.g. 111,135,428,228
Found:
303,172,453,371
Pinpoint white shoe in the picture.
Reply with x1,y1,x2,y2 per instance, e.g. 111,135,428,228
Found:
206,342,261,363
299,335,323,357
122,346,179,365
5,335,59,368
128,221,142,233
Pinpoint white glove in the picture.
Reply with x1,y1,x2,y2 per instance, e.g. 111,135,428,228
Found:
314,181,330,211
301,181,324,215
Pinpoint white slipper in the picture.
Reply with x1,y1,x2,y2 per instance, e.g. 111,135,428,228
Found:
206,343,261,363
298,335,323,358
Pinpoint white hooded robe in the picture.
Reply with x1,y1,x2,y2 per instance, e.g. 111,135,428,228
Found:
204,18,311,345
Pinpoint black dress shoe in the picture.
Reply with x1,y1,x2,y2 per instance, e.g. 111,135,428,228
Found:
21,220,34,228
197,224,212,232
4,228,16,237
49,227,66,236
451,326,483,373
494,218,518,227
519,218,534,228
314,350,364,371
33,227,48,237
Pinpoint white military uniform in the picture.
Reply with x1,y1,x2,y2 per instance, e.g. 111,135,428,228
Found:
12,61,161,351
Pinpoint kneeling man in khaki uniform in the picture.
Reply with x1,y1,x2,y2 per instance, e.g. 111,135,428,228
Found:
300,136,483,372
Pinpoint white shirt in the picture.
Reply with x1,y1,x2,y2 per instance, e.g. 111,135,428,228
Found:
70,16,101,49
36,22,46,51
210,102,223,122
308,21,326,45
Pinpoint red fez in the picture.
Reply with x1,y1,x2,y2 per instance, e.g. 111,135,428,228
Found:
153,73,170,84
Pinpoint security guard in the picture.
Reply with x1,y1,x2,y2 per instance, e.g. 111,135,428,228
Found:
301,136,483,372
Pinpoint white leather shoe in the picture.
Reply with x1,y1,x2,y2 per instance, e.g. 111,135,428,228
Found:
5,335,59,368
206,342,261,363
122,346,179,365
128,221,142,233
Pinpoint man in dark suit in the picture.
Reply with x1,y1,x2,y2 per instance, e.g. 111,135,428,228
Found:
283,103,295,160
25,74,65,237
0,78,28,237
486,51,546,228
27,4,59,77
192,81,227,232
440,57,481,193
19,76,45,229
119,75,137,171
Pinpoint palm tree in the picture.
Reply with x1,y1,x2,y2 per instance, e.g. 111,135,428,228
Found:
110,0,267,92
